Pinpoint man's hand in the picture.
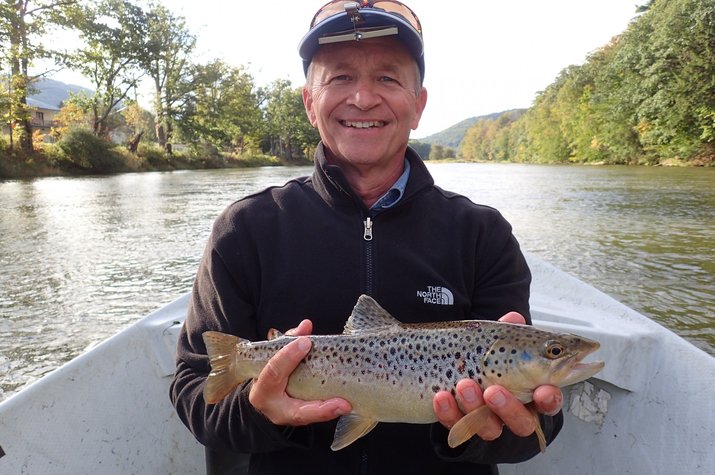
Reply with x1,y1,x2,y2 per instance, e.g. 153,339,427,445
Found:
432,312,563,441
248,319,352,426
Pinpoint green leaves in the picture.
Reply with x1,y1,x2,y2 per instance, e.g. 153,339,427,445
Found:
459,0,714,165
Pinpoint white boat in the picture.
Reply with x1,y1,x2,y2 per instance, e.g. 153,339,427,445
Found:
1,254,713,474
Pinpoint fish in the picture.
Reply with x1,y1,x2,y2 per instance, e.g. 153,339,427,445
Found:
202,294,604,451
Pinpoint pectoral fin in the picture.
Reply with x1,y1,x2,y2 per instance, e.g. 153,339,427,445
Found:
530,406,547,453
447,405,548,453
447,405,493,448
330,413,378,451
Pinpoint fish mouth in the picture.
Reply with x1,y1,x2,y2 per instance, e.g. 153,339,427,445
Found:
558,340,604,386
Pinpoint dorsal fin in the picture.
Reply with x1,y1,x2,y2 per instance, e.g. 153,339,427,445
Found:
343,295,401,335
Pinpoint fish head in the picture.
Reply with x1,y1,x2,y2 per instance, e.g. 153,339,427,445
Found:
480,326,604,402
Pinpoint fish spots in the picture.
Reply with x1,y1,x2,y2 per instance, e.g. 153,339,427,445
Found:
456,359,466,375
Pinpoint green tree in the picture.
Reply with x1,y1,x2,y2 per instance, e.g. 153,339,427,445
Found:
180,60,261,153
0,0,77,152
141,2,194,154
64,0,147,137
263,79,318,161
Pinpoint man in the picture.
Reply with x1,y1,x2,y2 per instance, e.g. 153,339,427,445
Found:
171,1,564,473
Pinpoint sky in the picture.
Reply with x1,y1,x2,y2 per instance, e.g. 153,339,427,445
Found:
49,0,641,139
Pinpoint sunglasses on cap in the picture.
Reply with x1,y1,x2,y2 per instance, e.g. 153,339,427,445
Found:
310,0,422,35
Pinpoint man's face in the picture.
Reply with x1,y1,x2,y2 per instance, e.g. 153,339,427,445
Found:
303,37,427,171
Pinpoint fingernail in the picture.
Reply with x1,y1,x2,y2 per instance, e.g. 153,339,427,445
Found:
489,389,507,408
438,399,450,412
297,337,311,352
462,387,477,404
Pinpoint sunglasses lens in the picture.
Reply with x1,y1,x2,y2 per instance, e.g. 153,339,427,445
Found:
311,2,349,27
310,1,421,34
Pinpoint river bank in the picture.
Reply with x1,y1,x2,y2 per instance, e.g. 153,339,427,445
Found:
0,146,299,180
2,146,711,181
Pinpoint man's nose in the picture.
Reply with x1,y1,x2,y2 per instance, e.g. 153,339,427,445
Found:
347,79,382,110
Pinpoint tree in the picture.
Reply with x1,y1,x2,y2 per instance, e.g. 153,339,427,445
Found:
263,79,318,161
180,60,262,153
0,0,77,153
49,92,91,140
122,99,154,152
64,0,147,138
141,2,194,154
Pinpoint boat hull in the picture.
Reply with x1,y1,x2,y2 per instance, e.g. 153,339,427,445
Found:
1,254,713,473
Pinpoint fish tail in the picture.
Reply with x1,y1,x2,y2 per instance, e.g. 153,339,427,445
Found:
202,331,250,404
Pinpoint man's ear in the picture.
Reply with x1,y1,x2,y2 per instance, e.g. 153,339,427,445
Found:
411,87,428,130
302,86,318,127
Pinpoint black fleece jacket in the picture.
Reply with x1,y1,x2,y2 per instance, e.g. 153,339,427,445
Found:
170,144,563,474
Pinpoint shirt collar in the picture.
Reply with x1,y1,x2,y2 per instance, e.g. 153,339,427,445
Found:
371,159,411,211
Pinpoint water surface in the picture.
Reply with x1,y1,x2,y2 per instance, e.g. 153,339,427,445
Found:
1,164,713,401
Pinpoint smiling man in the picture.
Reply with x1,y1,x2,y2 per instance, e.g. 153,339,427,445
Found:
171,2,564,474
303,36,427,207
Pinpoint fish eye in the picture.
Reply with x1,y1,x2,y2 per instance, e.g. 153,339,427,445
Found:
545,341,565,359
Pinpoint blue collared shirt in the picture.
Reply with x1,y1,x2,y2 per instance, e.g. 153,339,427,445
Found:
370,159,411,213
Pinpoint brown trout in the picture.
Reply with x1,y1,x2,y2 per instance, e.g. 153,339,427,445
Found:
203,295,604,451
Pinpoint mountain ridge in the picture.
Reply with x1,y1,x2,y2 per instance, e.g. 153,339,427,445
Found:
415,109,527,149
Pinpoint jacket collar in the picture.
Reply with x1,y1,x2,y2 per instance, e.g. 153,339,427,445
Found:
311,142,434,211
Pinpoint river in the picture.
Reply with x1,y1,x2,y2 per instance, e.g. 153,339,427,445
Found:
1,163,713,401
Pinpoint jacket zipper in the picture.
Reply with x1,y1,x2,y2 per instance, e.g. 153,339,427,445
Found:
363,216,374,295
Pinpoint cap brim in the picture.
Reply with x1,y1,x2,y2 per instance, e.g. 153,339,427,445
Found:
298,9,424,81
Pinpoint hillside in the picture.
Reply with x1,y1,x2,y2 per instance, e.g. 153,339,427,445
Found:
416,109,526,149
28,78,92,109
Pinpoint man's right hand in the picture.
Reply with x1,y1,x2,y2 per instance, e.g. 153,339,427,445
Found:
248,319,352,426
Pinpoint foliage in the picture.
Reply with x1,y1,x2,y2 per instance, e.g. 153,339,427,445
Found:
141,2,195,153
460,0,714,165
56,127,124,172
459,110,524,161
427,144,456,160
62,0,147,138
0,0,71,152
50,93,92,140
262,79,319,161
179,60,261,154
408,140,431,158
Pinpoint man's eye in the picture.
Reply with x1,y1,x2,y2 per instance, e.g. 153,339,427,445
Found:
379,76,397,83
332,75,351,82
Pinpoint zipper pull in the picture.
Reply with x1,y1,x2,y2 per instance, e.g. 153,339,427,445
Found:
363,217,373,241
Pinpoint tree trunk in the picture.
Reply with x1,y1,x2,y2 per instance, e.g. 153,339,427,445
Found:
127,130,144,153
9,3,33,154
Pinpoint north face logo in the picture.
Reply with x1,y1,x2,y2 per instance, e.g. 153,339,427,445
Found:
417,286,454,305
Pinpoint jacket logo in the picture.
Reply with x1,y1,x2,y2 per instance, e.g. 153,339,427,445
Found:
417,286,454,305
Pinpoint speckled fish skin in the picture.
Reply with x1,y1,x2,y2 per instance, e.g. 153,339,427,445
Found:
202,294,604,450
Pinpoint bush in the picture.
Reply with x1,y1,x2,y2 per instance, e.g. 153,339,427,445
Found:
137,142,170,168
56,128,125,173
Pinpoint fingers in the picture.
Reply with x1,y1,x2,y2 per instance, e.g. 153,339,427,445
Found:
498,311,526,325
483,385,536,437
433,390,462,430
249,336,351,426
285,319,313,337
434,380,484,429
532,385,563,416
